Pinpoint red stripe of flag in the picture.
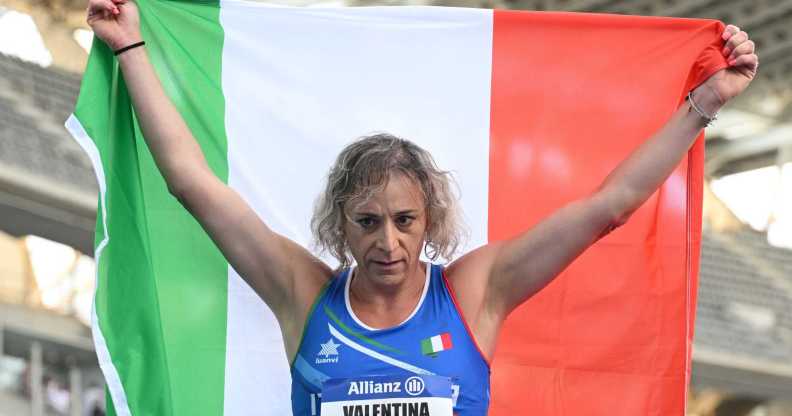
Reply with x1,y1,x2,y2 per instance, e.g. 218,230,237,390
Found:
487,10,726,415
441,332,453,350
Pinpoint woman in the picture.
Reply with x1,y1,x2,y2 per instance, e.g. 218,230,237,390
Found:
86,0,757,414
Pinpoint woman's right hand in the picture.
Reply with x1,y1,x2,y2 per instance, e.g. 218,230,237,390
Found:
86,0,141,51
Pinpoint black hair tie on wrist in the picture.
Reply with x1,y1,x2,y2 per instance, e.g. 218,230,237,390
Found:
114,41,146,56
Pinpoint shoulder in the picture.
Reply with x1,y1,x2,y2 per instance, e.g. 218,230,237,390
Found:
294,261,341,310
443,243,505,319
441,244,505,361
281,262,340,361
444,242,502,293
443,245,498,319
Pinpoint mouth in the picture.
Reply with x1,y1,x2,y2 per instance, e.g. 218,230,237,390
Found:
372,259,403,268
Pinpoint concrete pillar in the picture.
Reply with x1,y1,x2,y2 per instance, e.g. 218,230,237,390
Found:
30,341,43,416
70,365,83,416
769,145,792,248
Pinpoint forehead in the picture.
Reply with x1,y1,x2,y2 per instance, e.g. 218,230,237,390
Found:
348,173,425,213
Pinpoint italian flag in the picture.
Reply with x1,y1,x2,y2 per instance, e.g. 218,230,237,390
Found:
421,333,453,356
66,0,727,415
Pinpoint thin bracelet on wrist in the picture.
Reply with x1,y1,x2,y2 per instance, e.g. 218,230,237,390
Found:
686,90,718,127
114,41,146,56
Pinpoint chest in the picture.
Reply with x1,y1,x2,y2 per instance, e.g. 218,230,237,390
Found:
291,266,491,415
295,304,489,414
302,310,473,379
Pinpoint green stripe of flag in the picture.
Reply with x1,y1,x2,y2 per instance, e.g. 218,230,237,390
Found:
73,0,229,414
420,338,434,356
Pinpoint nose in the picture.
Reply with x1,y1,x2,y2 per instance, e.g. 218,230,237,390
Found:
375,219,399,253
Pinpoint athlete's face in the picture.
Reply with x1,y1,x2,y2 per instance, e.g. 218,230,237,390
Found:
344,172,427,286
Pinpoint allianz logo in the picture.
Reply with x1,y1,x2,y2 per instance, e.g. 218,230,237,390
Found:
347,376,425,396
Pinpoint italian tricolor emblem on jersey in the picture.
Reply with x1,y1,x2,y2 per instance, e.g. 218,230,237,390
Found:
421,333,453,356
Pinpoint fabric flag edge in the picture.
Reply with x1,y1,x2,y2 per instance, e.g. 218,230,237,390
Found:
64,114,134,416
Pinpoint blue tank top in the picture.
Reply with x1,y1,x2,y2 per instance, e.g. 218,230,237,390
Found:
291,262,491,415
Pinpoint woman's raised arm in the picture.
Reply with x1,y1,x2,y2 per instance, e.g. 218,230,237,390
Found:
450,25,758,331
85,0,332,340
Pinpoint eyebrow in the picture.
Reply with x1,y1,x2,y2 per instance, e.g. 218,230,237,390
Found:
355,210,419,217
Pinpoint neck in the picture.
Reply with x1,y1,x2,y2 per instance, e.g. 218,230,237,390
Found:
348,261,427,328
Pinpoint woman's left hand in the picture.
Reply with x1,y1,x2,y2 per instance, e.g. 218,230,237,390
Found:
701,24,758,108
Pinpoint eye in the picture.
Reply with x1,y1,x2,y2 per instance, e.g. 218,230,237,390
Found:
356,217,377,228
395,216,414,226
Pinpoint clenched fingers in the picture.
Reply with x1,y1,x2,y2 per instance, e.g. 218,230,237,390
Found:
722,24,740,40
728,39,755,63
733,53,759,73
87,0,118,21
723,30,748,56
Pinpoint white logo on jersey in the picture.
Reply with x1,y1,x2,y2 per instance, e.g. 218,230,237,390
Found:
347,380,401,395
316,338,340,364
404,376,425,396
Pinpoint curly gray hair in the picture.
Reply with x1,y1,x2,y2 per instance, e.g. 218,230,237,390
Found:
311,133,466,268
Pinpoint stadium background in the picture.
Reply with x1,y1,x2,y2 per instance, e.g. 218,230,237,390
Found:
0,0,790,414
